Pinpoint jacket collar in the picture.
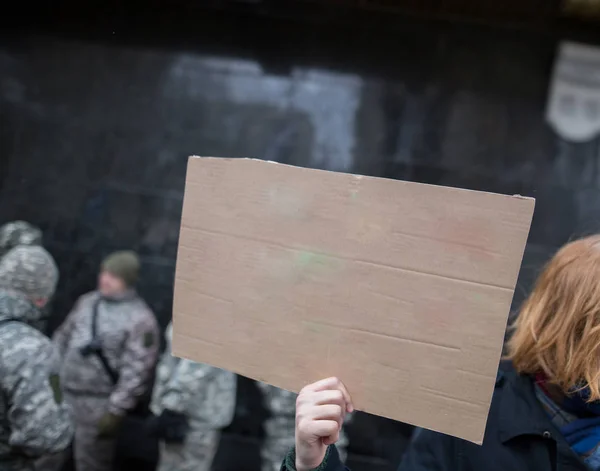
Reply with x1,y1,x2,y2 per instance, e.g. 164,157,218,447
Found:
497,362,560,443
0,288,41,326
98,288,137,304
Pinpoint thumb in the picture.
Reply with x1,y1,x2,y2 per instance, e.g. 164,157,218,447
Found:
322,429,340,446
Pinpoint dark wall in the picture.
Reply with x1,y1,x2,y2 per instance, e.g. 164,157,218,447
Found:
1,11,600,471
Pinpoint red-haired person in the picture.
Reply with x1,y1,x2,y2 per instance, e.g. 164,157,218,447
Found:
282,235,600,471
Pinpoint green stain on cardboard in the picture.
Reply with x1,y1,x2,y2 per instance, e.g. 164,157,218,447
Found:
293,250,342,278
296,251,321,267
305,321,324,333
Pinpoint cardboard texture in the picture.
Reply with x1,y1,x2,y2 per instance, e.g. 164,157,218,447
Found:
173,156,535,444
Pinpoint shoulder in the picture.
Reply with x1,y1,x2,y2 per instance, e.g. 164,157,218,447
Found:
73,291,98,311
0,321,51,350
216,369,237,388
491,360,520,403
0,324,55,372
206,365,236,383
80,291,99,304
129,298,157,328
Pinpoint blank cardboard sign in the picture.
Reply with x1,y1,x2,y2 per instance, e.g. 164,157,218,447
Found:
173,157,535,444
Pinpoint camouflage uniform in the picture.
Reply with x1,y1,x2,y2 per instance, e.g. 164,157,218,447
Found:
0,246,73,471
0,221,43,258
53,290,159,471
151,323,237,471
258,383,352,471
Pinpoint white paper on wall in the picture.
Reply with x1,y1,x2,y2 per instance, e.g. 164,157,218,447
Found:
547,41,600,142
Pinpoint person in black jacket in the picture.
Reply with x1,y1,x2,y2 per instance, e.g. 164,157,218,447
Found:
282,235,600,471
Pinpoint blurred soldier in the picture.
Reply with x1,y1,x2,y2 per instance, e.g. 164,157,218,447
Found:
0,220,43,258
0,220,53,336
0,246,73,470
258,383,351,471
53,250,159,471
150,322,237,471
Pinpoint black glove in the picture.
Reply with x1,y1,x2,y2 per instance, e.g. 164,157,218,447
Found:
149,409,190,445
97,412,124,438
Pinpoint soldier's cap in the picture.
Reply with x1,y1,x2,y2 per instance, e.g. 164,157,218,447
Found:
101,251,140,287
0,220,43,258
0,246,59,300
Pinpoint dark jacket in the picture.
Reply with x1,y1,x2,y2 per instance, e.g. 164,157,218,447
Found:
282,361,589,471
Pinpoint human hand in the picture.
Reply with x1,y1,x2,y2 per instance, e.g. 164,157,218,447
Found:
295,377,353,471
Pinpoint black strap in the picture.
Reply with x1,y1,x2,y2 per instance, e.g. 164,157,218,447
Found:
90,298,120,385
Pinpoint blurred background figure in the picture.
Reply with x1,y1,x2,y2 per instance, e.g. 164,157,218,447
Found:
258,383,351,471
53,250,159,471
151,322,237,471
0,246,73,471
0,220,54,335
0,221,43,259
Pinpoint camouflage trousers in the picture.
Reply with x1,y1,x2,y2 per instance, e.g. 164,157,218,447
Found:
34,451,69,471
65,393,115,471
157,427,220,471
261,418,348,471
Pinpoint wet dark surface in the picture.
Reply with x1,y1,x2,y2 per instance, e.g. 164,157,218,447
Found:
1,6,600,470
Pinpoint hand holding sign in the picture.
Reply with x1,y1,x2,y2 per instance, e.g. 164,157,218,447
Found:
295,377,354,471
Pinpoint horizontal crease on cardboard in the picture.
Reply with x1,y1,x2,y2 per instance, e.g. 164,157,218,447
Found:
374,358,410,374
175,283,234,305
176,308,269,327
180,224,513,291
173,332,262,374
175,306,460,353
390,230,502,258
304,320,461,352
366,289,414,306
456,369,494,380
420,386,486,408
353,259,510,291
347,327,461,352
172,332,224,350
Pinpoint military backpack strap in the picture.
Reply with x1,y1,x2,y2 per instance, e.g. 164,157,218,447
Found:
90,298,120,385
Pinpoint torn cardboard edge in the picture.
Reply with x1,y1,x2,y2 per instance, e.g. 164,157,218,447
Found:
189,155,533,202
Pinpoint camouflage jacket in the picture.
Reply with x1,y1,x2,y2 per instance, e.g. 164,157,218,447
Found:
0,221,42,259
53,290,159,415
151,323,236,428
0,290,73,470
257,382,298,420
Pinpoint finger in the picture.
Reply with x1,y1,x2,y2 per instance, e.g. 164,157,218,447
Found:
322,429,340,446
308,404,344,427
297,399,345,426
302,419,339,441
305,377,354,412
335,381,353,413
311,389,345,407
303,377,341,392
